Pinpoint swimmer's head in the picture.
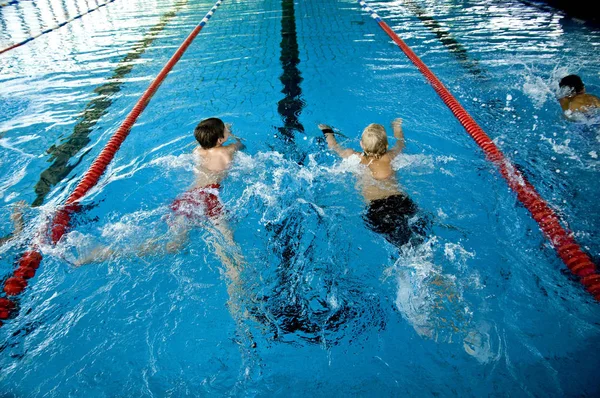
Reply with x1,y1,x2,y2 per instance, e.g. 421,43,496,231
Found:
194,117,229,148
360,123,388,159
559,74,585,97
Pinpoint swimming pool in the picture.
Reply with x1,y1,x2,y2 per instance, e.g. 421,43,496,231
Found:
1,0,599,395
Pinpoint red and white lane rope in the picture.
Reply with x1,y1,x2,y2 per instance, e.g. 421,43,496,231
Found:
0,0,118,56
0,0,225,325
356,0,600,300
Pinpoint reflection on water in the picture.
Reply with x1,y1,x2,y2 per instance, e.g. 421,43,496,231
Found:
1,0,600,396
32,0,189,206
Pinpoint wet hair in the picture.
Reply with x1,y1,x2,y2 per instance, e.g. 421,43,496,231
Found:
559,75,585,96
194,117,225,148
361,123,388,159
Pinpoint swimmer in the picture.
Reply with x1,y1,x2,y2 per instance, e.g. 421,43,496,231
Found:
558,74,600,114
319,119,425,247
77,117,245,260
76,117,254,349
165,117,244,251
319,121,491,362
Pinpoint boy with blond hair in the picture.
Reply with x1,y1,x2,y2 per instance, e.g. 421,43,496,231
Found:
319,119,424,246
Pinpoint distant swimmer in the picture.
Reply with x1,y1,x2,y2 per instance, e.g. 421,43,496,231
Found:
558,74,600,115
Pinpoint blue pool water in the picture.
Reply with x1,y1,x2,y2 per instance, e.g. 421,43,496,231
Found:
1,0,600,395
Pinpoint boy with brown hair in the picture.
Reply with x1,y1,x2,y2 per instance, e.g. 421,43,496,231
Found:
169,117,243,225
78,117,244,260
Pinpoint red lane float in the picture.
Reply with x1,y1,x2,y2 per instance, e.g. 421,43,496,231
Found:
357,0,600,299
0,0,225,324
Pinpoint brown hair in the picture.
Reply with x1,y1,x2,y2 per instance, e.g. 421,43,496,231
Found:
194,118,225,148
361,123,388,159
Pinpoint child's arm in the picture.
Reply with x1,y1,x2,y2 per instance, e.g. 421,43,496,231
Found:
387,118,405,159
225,124,245,155
318,124,357,158
226,133,245,154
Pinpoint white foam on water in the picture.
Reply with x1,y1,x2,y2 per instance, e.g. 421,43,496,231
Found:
522,75,554,109
392,153,435,173
393,238,492,362
444,242,476,271
150,153,195,172
435,155,456,163
437,208,447,219
539,136,579,160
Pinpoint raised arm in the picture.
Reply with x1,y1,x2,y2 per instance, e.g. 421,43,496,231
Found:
387,118,405,159
226,133,245,154
225,123,245,154
318,124,357,158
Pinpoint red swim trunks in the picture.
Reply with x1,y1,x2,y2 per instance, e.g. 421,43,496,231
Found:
170,184,223,220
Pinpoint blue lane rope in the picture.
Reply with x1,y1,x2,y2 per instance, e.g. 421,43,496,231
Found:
0,0,118,55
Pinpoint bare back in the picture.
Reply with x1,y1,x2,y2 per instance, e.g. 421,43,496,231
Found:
193,145,236,187
560,93,600,113
355,154,402,201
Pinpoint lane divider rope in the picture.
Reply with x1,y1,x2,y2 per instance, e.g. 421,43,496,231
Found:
0,0,225,326
356,0,600,300
0,0,118,56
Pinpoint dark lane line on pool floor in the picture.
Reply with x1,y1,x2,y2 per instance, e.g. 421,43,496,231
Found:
260,0,327,343
402,0,487,79
274,0,305,163
32,0,189,207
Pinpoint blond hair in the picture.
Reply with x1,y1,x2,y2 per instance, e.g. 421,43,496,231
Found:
361,123,388,159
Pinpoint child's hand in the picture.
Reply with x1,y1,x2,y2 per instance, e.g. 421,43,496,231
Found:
318,124,332,131
392,118,403,137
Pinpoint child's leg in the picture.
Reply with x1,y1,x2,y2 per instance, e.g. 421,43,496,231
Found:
10,200,26,234
164,215,191,253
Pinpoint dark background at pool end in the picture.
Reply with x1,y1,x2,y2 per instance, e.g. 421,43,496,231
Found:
533,0,600,23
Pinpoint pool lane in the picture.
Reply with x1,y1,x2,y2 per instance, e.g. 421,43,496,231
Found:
400,0,487,79
0,0,119,55
31,0,189,206
275,0,305,163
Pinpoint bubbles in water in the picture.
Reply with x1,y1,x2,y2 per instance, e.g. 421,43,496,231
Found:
392,153,435,173
149,153,195,172
522,75,554,109
444,242,475,270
